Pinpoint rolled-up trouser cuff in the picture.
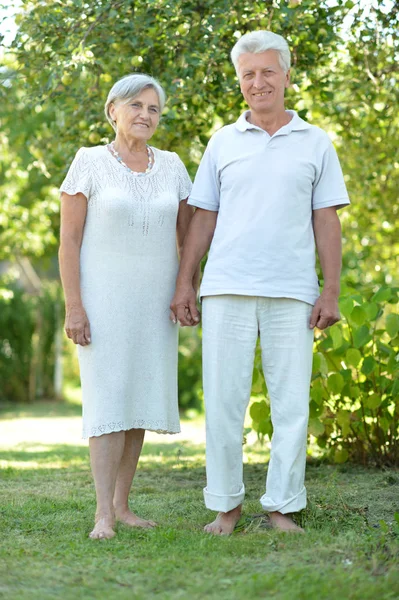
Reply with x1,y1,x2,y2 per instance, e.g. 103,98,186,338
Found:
203,485,245,513
260,486,307,514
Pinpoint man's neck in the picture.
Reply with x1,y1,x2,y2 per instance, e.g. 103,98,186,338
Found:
247,109,292,136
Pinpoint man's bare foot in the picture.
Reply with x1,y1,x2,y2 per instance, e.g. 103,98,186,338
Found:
204,505,242,536
115,509,157,529
269,511,304,533
89,515,116,540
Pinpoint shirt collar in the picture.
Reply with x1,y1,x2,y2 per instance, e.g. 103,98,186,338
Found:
235,110,311,134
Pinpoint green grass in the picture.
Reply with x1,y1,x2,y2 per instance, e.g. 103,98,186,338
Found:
0,401,398,600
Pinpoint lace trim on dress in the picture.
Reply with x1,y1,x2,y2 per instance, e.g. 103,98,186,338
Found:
83,419,181,439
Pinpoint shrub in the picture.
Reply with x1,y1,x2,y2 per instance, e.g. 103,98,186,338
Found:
0,277,36,402
249,285,399,466
0,274,62,403
178,326,203,412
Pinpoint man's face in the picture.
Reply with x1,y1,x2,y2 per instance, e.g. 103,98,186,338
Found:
237,50,290,115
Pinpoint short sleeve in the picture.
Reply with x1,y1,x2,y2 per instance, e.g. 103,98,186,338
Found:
60,147,92,200
312,138,350,210
173,153,192,201
187,140,220,211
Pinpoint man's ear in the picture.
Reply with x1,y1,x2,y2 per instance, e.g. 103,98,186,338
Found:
285,69,291,89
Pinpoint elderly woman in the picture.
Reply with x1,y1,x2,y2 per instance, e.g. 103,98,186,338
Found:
59,74,193,539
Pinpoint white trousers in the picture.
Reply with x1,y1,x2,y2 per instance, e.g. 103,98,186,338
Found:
202,295,314,514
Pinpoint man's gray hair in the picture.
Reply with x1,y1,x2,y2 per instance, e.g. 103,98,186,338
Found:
104,73,166,131
231,31,291,75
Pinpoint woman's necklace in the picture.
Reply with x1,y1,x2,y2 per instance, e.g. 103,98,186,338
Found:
108,141,154,176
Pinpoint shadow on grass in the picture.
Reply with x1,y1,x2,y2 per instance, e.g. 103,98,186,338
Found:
0,399,82,419
0,444,88,466
1,432,398,529
0,440,206,469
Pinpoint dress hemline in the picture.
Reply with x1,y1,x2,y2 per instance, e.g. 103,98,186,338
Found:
82,422,181,439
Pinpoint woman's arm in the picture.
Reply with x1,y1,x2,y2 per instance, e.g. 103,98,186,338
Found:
59,192,91,345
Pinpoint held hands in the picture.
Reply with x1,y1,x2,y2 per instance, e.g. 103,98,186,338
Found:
65,305,91,346
170,284,200,327
309,291,340,330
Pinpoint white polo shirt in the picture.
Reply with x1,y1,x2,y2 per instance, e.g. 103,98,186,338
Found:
188,110,350,305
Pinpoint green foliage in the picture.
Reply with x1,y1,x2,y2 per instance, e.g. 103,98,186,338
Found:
0,0,349,266
178,327,203,412
1,0,398,464
308,3,399,287
6,0,346,171
0,273,62,402
0,275,36,402
250,285,399,466
4,0,397,289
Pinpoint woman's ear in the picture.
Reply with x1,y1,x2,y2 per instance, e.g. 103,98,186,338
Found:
109,102,117,123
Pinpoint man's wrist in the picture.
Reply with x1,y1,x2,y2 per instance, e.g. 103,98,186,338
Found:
176,275,195,290
321,284,340,297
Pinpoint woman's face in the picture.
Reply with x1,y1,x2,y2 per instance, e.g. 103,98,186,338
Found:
109,87,161,141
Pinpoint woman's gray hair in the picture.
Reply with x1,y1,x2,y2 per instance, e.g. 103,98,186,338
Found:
104,73,166,130
231,31,291,75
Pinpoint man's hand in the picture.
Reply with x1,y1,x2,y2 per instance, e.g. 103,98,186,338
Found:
309,291,340,330
170,285,200,327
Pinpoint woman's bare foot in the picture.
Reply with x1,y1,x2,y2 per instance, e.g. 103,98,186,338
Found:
269,511,304,533
204,505,242,536
115,508,157,528
89,515,116,540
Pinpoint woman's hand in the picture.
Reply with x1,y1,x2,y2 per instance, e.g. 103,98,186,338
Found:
65,305,91,346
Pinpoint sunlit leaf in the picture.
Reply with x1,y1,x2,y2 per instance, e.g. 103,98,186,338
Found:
353,325,371,348
361,356,376,376
313,352,328,376
345,348,362,368
331,326,343,349
364,302,379,321
372,287,393,303
339,298,354,319
249,400,268,423
327,373,345,395
334,448,349,463
386,314,399,338
365,394,381,410
308,418,325,437
350,306,367,326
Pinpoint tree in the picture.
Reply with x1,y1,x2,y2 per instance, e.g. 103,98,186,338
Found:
3,1,397,284
306,1,399,288
1,0,398,456
4,0,345,173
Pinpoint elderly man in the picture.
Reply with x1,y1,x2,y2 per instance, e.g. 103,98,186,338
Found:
171,30,349,534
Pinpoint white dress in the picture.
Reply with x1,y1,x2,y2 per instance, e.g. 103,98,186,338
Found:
60,145,192,438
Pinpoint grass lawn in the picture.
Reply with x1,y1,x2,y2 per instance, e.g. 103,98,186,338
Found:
0,400,398,600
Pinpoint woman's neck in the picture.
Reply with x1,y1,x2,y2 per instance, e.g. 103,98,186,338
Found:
113,134,148,154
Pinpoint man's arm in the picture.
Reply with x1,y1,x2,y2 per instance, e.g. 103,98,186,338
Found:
310,206,342,330
170,208,218,326
175,199,200,292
